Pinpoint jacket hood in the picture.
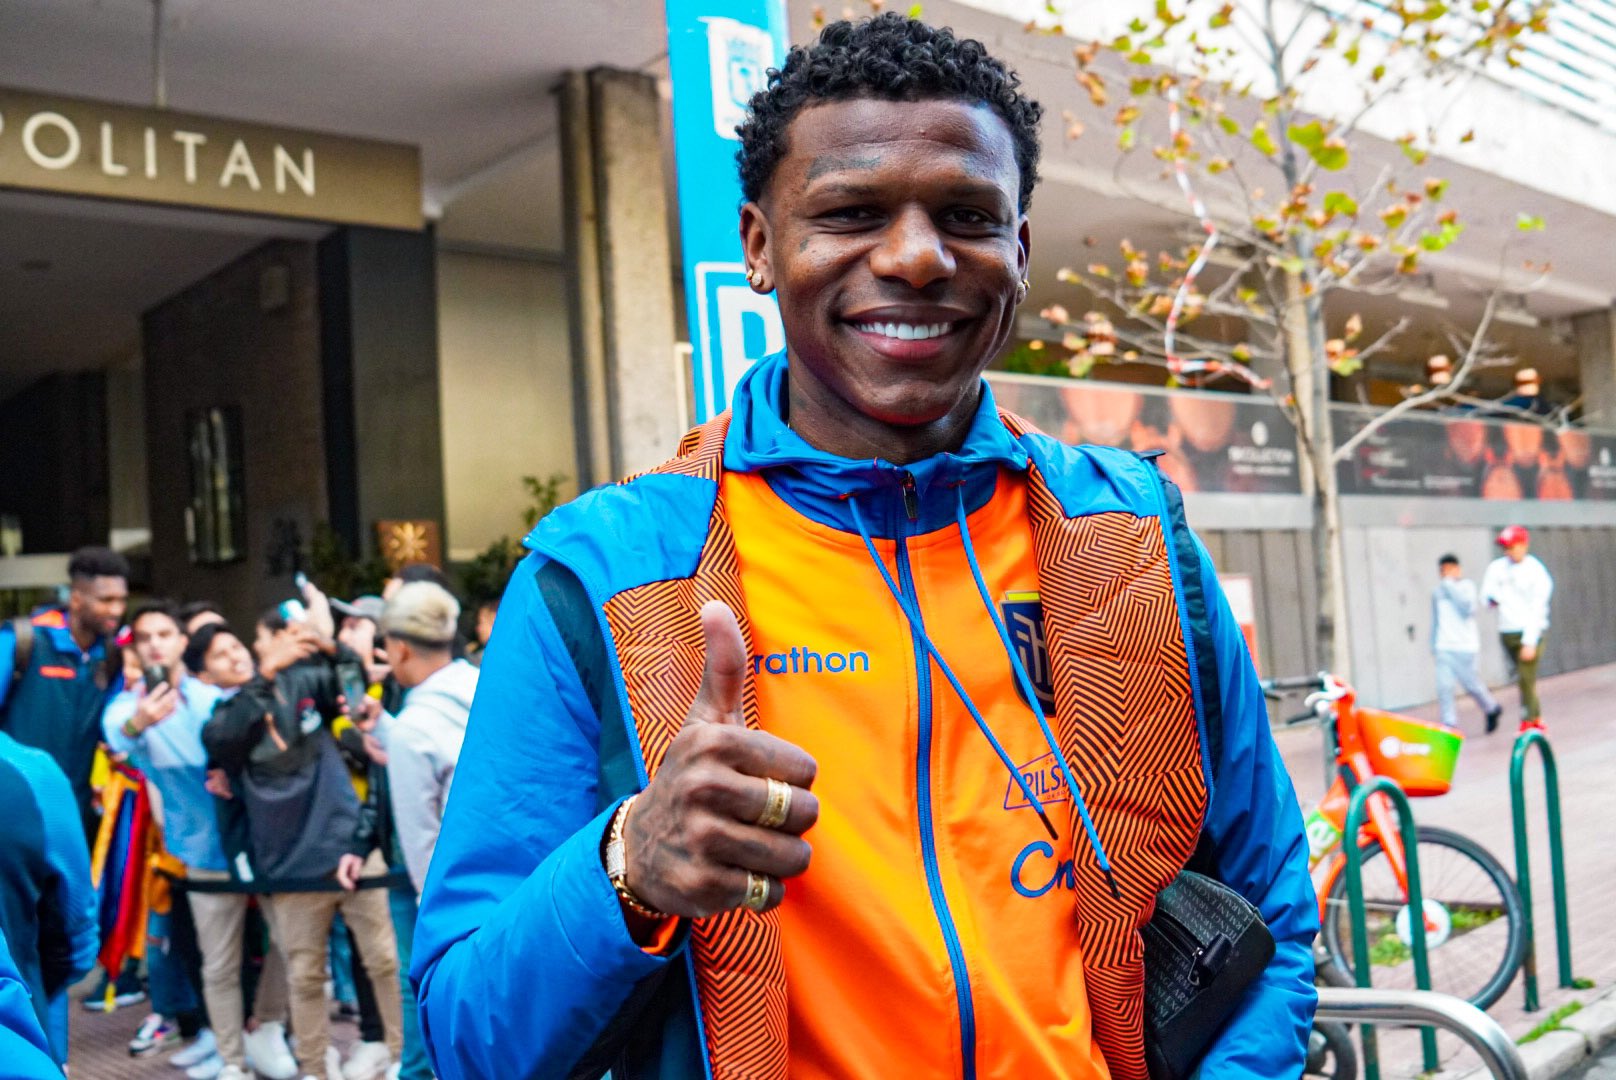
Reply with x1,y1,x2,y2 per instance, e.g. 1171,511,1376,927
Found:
722,352,1029,539
404,659,479,730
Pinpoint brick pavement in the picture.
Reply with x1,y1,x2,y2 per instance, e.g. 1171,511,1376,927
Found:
66,975,361,1080
1277,661,1616,1078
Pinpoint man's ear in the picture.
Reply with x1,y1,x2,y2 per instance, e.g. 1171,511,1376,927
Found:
739,202,773,293
1016,217,1032,281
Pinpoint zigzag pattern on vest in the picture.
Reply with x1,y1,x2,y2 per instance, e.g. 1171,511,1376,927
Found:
1024,471,1207,1080
602,414,791,1080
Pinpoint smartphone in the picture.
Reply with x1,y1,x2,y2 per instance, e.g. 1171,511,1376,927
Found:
278,598,308,624
335,660,369,719
143,664,168,692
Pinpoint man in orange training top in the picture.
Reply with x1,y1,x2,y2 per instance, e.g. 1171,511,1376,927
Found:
414,14,1317,1080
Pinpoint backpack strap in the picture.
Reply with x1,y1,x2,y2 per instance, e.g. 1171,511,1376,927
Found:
1137,450,1225,878
9,616,33,687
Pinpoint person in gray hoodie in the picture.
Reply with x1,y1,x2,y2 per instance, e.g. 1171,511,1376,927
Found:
377,582,478,895
375,582,477,1080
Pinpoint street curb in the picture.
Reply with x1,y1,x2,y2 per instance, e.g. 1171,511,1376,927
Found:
1449,985,1616,1080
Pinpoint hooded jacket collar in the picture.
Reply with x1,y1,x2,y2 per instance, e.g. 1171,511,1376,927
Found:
721,352,1029,539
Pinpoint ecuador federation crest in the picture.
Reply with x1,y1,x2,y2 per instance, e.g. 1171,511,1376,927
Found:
1001,590,1056,719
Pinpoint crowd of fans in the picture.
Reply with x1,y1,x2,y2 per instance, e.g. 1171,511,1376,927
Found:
0,547,490,1080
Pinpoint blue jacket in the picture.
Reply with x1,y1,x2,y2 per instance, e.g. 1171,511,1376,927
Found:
413,356,1318,1079
0,923,62,1079
0,731,98,1052
0,611,117,831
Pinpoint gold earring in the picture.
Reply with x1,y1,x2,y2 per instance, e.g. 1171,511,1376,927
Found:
1016,278,1030,303
746,266,763,288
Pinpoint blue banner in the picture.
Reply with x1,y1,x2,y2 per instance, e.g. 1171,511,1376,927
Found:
665,0,788,421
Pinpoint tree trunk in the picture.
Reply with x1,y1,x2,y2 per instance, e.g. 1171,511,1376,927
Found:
1284,271,1353,680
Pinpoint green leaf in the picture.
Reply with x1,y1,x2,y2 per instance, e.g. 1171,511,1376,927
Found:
1131,77,1155,95
907,2,924,15
1516,213,1546,231
1287,119,1327,151
1419,220,1463,251
1218,115,1240,136
1343,37,1362,65
1418,2,1449,20
1324,192,1360,217
1112,34,1134,51
1118,126,1137,151
1251,123,1278,156
1129,17,1149,33
1288,121,1348,170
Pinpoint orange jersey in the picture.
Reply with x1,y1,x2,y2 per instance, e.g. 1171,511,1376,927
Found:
728,469,1110,1080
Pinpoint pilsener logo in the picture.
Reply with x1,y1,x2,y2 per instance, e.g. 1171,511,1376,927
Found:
1003,751,1070,811
1001,591,1056,717
749,647,870,675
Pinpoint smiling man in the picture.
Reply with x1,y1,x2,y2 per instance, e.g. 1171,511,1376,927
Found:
414,15,1315,1080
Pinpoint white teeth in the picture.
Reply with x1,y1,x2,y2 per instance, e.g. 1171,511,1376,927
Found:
854,321,954,340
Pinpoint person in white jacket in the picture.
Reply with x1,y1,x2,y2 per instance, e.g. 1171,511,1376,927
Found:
378,582,479,895
1480,525,1554,731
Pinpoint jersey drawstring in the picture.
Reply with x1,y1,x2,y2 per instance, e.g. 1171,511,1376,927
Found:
847,495,1060,843
952,488,1121,900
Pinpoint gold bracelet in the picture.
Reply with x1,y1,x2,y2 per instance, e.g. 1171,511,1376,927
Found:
603,795,667,920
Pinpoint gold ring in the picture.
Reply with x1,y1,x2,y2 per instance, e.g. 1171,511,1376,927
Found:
754,777,792,830
742,871,772,913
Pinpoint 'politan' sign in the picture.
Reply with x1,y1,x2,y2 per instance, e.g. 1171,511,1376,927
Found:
0,87,422,230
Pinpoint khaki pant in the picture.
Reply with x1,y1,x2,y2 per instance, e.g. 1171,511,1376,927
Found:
1502,631,1546,721
264,852,402,1073
187,870,288,1068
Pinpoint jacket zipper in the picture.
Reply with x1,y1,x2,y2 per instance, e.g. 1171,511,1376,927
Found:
897,471,977,1079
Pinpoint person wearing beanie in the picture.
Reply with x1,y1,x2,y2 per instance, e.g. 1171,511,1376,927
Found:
378,583,479,896
362,582,477,1080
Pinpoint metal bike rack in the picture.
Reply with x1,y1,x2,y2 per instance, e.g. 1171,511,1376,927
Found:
1316,987,1529,1080
1510,728,1576,1011
1344,776,1438,1078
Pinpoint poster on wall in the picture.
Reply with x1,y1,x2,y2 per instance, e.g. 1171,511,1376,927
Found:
987,373,1302,495
1332,408,1616,502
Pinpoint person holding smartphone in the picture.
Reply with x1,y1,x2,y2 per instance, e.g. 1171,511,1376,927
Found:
103,604,301,1080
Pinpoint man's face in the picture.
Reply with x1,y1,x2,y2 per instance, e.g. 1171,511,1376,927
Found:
70,575,128,638
132,613,185,674
339,615,376,658
201,632,256,689
742,97,1029,427
1507,541,1529,562
1440,561,1461,580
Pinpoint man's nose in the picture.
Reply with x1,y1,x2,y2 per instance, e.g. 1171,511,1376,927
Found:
868,207,955,289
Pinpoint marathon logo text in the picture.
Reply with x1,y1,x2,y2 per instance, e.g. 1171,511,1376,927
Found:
749,647,870,675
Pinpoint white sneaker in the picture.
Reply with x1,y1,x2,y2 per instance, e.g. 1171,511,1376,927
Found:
185,1052,225,1080
170,1028,217,1068
244,1021,299,1080
216,1066,251,1080
341,1041,393,1080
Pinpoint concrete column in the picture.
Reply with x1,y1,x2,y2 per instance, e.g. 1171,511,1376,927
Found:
318,226,447,559
559,67,685,485
1574,307,1616,429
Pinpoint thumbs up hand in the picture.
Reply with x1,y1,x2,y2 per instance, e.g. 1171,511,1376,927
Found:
618,601,819,919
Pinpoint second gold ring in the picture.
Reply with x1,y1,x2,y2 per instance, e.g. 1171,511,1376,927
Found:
754,777,792,830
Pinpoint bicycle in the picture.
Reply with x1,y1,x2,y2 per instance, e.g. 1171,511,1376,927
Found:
1263,673,1526,1012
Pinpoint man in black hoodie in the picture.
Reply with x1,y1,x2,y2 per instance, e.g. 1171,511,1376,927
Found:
203,603,402,1080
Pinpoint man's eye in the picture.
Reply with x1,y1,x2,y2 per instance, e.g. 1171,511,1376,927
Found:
821,206,879,222
945,208,997,227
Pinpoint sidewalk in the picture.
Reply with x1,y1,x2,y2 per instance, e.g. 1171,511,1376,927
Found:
1277,661,1616,1078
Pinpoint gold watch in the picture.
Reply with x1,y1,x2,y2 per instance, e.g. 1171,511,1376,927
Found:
603,795,666,919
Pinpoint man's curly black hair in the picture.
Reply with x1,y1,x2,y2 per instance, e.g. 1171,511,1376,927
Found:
736,13,1043,210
